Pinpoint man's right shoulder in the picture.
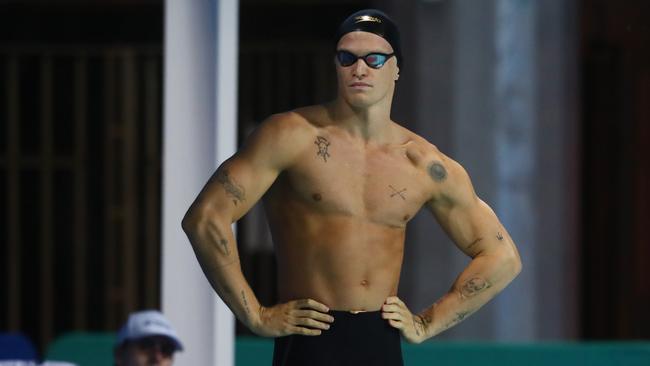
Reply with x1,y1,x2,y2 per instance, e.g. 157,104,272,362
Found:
255,108,320,141
239,108,321,166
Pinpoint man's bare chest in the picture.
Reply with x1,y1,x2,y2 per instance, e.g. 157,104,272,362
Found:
280,137,431,227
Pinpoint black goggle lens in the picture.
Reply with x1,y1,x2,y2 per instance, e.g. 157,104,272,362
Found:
336,51,393,69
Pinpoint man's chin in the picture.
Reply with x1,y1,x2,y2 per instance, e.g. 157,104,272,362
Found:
345,94,378,109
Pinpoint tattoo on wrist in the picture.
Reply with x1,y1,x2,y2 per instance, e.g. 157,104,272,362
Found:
389,185,407,200
459,277,491,299
215,169,246,206
414,314,431,337
427,161,447,182
314,136,331,162
413,315,425,336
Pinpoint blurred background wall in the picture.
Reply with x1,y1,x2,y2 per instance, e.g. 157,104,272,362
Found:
0,0,649,354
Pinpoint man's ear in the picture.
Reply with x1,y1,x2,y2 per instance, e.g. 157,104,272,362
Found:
395,65,400,81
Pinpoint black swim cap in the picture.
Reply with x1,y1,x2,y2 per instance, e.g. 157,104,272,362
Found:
335,9,402,68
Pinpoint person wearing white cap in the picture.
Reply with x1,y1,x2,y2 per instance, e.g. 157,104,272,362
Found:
113,310,183,366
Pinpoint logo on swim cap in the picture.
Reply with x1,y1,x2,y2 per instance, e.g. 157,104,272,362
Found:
354,15,382,24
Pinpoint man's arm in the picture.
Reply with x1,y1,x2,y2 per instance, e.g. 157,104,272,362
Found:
420,156,522,338
181,112,334,337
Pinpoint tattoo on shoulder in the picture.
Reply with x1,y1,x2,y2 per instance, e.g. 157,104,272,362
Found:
427,161,447,182
459,277,491,299
314,136,331,162
215,169,246,205
497,232,504,241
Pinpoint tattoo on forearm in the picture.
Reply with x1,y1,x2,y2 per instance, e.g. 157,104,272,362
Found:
427,161,447,182
459,277,491,299
445,310,472,330
241,290,250,314
314,136,331,162
215,169,246,205
208,223,230,256
389,185,407,200
497,232,504,241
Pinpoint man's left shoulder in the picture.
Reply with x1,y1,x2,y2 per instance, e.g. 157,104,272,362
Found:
395,127,468,186
393,125,449,165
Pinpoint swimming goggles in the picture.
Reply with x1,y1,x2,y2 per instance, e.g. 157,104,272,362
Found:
336,50,395,69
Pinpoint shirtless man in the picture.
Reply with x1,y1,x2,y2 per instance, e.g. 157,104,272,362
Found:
182,9,522,366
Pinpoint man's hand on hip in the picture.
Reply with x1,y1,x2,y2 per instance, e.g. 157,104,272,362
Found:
382,296,427,344
251,298,334,337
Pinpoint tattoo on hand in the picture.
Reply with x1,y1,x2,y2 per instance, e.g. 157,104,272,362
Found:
389,185,407,200
241,291,250,314
459,277,491,299
215,169,246,205
427,161,447,182
497,232,504,241
314,136,331,162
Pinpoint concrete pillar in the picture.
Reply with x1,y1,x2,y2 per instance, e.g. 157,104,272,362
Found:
162,0,238,364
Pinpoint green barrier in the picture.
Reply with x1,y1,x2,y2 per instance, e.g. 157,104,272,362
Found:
235,337,650,366
45,332,116,366
401,341,650,366
45,333,650,366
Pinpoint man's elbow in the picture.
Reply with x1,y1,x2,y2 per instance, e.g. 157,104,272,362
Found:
181,204,210,236
181,203,230,238
504,246,522,278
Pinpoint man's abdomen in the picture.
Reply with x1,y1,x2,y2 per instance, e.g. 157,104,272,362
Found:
269,212,406,311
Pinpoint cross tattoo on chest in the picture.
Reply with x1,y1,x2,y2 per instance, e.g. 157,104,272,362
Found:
389,185,407,200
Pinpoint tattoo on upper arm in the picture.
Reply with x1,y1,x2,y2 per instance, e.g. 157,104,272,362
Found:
497,232,504,241
427,161,447,182
388,185,407,200
215,169,246,206
459,277,491,299
314,136,331,162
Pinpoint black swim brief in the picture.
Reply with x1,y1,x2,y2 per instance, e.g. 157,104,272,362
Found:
272,310,404,366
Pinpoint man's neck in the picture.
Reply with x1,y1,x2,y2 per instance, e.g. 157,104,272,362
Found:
329,97,394,143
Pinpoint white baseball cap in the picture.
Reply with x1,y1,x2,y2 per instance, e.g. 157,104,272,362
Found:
116,310,183,351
